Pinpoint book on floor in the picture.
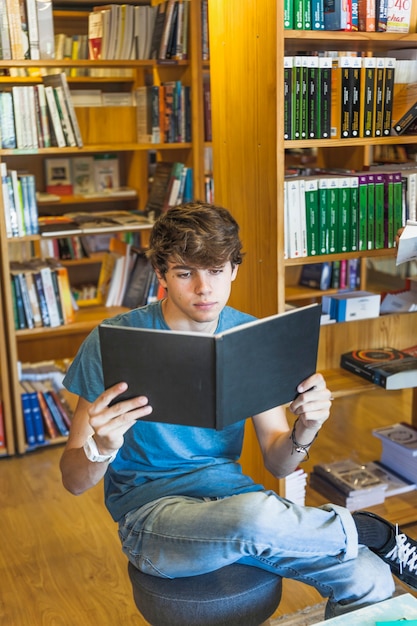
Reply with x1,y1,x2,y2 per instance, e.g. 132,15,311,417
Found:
340,347,417,390
99,303,322,430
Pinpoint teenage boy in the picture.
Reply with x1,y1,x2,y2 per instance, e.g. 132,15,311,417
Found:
60,202,417,619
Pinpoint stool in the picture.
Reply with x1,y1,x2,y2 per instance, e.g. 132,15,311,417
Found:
128,561,282,626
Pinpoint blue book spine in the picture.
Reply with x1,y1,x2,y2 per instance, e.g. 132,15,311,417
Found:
21,391,36,446
28,392,45,444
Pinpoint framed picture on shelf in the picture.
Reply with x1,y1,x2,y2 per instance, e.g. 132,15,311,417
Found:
45,158,73,195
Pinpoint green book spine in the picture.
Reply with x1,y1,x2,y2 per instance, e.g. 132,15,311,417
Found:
392,172,404,244
284,57,293,140
349,176,359,252
292,57,302,140
366,173,375,250
358,174,368,251
374,173,385,249
300,57,308,140
303,0,312,29
328,177,339,254
284,0,294,28
294,0,304,28
338,177,351,253
383,172,394,248
305,178,319,256
307,56,319,139
318,177,330,255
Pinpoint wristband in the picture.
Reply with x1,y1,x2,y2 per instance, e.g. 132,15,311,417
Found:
83,435,118,463
289,418,318,461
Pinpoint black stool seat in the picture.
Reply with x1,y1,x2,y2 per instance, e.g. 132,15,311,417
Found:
128,561,282,626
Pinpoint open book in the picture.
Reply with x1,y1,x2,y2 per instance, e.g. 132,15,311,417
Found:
98,303,321,430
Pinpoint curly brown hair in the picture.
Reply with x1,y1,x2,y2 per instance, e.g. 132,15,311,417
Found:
147,202,244,276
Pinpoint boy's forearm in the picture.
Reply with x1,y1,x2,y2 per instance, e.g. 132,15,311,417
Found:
60,446,110,495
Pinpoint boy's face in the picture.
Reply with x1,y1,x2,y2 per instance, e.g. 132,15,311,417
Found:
156,260,239,331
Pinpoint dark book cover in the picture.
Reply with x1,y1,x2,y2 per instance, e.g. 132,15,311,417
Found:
318,57,332,139
122,250,154,309
284,57,293,140
350,59,361,138
99,304,322,430
374,58,385,137
145,161,181,218
392,82,417,135
341,347,417,390
382,58,395,136
307,56,319,139
149,2,167,59
299,262,332,290
360,57,376,138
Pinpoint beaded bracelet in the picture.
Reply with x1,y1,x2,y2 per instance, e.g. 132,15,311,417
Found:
289,418,318,461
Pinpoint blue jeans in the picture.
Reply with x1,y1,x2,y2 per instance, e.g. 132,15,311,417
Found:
118,490,394,618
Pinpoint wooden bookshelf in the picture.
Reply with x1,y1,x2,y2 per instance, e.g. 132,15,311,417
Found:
0,1,209,455
208,1,417,492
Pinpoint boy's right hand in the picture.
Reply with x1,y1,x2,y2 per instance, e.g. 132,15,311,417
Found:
87,382,152,456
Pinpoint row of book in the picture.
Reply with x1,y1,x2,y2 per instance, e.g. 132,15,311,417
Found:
10,259,75,331
0,0,55,61
284,55,399,140
284,0,411,32
299,258,361,291
1,164,38,238
135,82,192,144
309,457,416,511
19,360,75,446
20,378,72,445
146,160,193,220
284,168,407,259
0,72,83,150
89,0,189,63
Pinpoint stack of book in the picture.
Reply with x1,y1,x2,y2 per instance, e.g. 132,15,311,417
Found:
284,467,308,505
373,423,417,484
340,347,417,390
309,459,388,510
363,460,416,497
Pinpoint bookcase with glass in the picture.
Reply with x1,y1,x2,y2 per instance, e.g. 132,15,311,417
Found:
0,0,210,454
208,0,417,494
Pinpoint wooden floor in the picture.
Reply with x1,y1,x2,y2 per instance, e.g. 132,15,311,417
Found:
0,388,416,625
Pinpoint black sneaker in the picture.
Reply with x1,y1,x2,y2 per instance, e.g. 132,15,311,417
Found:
355,511,417,589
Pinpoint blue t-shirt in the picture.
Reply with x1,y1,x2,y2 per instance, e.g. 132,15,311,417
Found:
63,301,265,521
